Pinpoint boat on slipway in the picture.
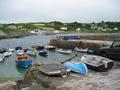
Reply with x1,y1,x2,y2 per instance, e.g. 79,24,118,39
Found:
57,49,72,54
38,64,71,77
38,55,78,77
63,61,88,74
81,55,114,72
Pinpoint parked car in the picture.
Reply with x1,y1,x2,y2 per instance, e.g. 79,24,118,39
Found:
97,38,120,60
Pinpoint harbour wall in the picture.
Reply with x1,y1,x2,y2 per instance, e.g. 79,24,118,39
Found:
49,34,120,51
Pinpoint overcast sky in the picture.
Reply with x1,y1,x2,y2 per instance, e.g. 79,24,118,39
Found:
0,0,120,23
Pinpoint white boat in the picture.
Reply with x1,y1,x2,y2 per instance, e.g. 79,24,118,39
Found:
45,45,56,50
16,50,24,55
3,51,13,57
81,55,114,72
74,47,88,53
0,54,5,62
26,50,36,56
8,48,15,52
57,49,72,54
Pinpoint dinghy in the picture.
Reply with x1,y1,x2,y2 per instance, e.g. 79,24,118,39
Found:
15,46,22,50
74,47,88,53
8,48,15,52
81,55,114,72
16,50,24,55
3,51,12,57
63,61,88,74
57,49,72,54
38,55,77,77
39,64,71,77
16,55,32,68
45,45,56,50
26,50,36,56
39,49,47,56
0,48,6,53
16,59,32,68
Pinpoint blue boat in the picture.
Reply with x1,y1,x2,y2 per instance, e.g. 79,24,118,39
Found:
0,48,6,53
39,49,47,56
16,59,32,68
15,46,22,50
63,61,88,74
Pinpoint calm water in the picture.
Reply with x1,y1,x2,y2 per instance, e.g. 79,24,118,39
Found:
0,35,83,82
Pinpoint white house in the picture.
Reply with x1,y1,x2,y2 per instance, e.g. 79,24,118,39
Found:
60,27,68,30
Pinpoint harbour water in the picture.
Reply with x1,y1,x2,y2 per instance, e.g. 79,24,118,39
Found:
0,35,83,82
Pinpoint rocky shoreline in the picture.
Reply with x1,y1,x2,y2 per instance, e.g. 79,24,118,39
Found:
0,62,120,90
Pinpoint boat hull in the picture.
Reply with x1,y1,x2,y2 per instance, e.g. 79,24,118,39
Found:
81,55,114,72
57,49,72,54
16,59,32,68
64,61,88,74
85,62,113,72
39,49,47,56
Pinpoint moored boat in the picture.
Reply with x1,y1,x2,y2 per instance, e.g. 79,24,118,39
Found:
3,51,13,57
0,48,6,53
81,55,114,72
39,49,47,56
32,45,44,50
16,59,32,68
45,45,56,50
8,48,15,52
63,61,88,74
74,47,88,53
16,50,24,55
15,46,22,50
26,50,36,56
57,49,72,54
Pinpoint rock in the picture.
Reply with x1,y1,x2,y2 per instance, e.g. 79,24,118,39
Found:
0,80,16,90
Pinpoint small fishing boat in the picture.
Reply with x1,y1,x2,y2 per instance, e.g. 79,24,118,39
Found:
32,45,44,50
37,55,77,77
8,48,15,52
63,61,88,74
74,47,88,53
3,51,12,57
16,59,32,68
26,50,36,56
0,48,6,53
57,49,72,54
0,54,5,62
45,45,56,50
39,49,47,56
17,55,28,61
81,55,114,72
16,55,32,68
39,64,71,77
16,50,24,55
15,46,22,50
23,48,28,52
